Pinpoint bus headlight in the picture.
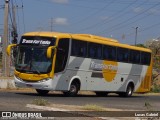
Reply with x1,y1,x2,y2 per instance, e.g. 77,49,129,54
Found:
38,78,51,83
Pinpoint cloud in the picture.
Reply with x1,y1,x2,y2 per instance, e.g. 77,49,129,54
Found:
133,7,143,13
50,0,69,4
133,7,160,15
53,18,68,25
100,16,109,20
148,9,160,15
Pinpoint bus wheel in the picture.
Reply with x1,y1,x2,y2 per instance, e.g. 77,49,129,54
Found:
63,82,79,97
36,89,49,96
95,92,108,97
119,84,134,97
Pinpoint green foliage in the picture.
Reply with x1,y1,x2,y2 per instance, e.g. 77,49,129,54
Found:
151,84,160,93
83,104,105,111
32,98,49,106
144,101,152,111
135,44,146,48
0,52,2,69
153,56,160,70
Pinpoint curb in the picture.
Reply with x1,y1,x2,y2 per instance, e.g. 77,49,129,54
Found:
26,104,135,120
26,104,109,120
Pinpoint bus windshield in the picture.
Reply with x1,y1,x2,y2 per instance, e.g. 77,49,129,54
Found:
15,46,52,74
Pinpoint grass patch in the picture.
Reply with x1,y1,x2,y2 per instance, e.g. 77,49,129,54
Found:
144,101,152,111
151,85,160,93
83,104,105,111
32,98,49,106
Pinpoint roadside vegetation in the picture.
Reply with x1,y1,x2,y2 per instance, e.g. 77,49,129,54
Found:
144,101,152,111
0,52,2,69
32,98,49,106
83,104,106,111
138,39,160,93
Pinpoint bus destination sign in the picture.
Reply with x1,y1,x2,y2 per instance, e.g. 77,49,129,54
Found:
19,36,55,46
22,39,51,45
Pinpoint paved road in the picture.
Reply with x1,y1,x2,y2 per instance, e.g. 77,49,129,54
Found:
0,90,160,111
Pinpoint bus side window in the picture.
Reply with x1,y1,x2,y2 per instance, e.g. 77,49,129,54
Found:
103,45,116,61
71,39,87,57
88,43,102,59
117,47,129,62
129,50,140,64
141,52,151,65
55,38,69,73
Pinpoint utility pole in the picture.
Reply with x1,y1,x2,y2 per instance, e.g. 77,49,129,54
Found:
50,18,53,32
134,27,138,45
11,4,18,43
2,0,10,76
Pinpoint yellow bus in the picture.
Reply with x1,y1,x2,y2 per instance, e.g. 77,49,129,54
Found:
7,32,152,97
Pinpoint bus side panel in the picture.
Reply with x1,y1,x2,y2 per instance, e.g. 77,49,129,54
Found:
116,64,148,92
80,59,149,92
87,60,148,92
54,56,87,91
53,56,150,93
135,65,152,93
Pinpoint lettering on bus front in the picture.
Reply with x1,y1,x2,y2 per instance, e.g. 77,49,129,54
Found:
22,39,51,45
19,36,56,46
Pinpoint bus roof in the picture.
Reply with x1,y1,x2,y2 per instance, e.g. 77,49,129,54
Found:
71,34,151,53
23,31,71,38
22,31,151,53
73,34,118,43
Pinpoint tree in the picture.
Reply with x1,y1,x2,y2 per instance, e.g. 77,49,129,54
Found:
135,44,146,48
145,38,160,92
145,38,160,70
145,39,160,56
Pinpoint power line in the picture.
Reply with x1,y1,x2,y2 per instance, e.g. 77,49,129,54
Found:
8,2,14,31
34,0,103,10
30,0,160,32
140,22,160,32
14,0,20,36
75,0,139,33
95,0,149,31
0,5,5,9
127,21,160,37
21,0,25,33
121,10,159,37
71,0,116,26
97,1,160,35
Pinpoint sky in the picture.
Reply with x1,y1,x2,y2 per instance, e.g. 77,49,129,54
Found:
0,0,160,45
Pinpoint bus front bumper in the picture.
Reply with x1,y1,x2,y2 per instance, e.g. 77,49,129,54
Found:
14,76,54,90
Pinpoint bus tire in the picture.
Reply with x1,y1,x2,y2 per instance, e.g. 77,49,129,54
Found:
119,83,134,97
36,89,49,96
95,92,108,97
63,82,79,97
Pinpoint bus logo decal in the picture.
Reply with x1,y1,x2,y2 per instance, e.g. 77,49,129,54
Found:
90,61,118,71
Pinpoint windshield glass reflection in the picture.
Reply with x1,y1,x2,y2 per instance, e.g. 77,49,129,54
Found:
15,46,52,74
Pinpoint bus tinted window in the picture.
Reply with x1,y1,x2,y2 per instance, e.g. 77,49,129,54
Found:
117,48,129,62
88,43,102,59
129,50,140,64
141,52,151,65
71,40,87,57
103,45,116,61
55,38,69,73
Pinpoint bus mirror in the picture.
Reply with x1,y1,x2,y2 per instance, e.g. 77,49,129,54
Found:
47,46,56,58
6,44,17,56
